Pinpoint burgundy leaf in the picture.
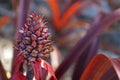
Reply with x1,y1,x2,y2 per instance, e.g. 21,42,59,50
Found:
0,61,8,80
101,66,118,80
13,54,24,73
40,59,57,80
110,58,120,79
15,0,30,41
13,0,30,76
72,37,99,80
10,72,27,80
31,59,57,80
31,60,42,80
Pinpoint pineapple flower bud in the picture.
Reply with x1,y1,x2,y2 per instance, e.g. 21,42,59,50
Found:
11,12,57,80
18,12,53,61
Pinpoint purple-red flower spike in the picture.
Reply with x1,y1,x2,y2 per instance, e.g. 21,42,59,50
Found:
18,12,53,61
11,12,57,80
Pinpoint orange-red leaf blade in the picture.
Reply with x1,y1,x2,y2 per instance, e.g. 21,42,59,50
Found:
59,1,82,29
0,16,9,28
46,0,60,27
80,54,120,80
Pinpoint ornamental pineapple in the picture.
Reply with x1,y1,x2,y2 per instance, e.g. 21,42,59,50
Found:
17,12,53,61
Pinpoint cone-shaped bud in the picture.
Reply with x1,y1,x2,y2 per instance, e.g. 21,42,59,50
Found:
17,12,53,61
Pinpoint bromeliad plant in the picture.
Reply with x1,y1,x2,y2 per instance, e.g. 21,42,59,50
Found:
11,12,57,80
1,0,120,80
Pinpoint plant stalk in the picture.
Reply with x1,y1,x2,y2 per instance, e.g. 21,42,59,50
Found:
12,0,31,77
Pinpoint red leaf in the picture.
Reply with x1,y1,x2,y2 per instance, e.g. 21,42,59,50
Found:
80,54,120,80
40,59,57,80
0,16,9,28
31,60,42,80
13,54,24,73
0,61,8,80
72,37,99,80
46,0,60,28
110,58,120,79
59,1,82,29
10,72,27,80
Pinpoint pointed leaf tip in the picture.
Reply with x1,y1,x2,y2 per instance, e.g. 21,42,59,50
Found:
41,59,57,80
